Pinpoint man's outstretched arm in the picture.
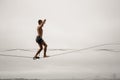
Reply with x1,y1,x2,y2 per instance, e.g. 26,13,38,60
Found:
43,19,46,24
41,19,46,27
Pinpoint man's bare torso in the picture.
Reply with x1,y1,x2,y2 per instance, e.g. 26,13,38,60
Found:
37,26,43,37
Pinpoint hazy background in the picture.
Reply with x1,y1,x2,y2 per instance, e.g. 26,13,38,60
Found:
0,0,120,79
0,0,120,50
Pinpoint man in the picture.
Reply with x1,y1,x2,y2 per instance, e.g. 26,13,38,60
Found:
33,19,48,59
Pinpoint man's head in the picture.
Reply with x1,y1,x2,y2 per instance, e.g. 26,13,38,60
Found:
38,19,42,25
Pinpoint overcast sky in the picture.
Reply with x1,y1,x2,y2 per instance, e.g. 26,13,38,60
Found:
0,0,120,49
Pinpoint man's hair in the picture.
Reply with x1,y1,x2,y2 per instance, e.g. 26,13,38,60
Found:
38,19,42,25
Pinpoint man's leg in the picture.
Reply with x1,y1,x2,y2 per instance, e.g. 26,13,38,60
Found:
42,41,48,57
34,44,43,57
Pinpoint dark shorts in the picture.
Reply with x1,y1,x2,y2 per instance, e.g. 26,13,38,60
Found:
36,36,43,44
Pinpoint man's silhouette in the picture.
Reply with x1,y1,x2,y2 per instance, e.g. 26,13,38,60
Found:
33,19,48,59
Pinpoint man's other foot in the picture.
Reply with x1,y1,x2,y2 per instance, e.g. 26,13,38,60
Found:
43,55,49,58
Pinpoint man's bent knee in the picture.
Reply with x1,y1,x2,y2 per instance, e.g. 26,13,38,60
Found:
39,45,43,50
44,44,47,49
40,46,43,50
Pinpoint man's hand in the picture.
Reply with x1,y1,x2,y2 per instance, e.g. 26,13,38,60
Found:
44,19,46,21
43,19,46,23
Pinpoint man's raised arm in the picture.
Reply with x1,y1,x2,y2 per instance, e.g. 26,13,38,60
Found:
43,19,46,24
41,19,46,27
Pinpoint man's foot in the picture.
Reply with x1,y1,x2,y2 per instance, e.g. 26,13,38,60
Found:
33,56,40,60
43,55,49,58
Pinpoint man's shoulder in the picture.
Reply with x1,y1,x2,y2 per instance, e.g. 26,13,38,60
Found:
37,25,40,27
37,26,42,29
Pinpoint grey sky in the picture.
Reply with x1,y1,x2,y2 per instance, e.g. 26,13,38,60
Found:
0,0,120,49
